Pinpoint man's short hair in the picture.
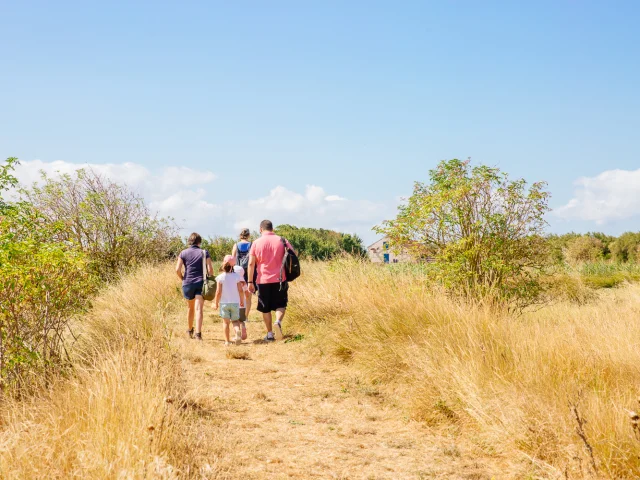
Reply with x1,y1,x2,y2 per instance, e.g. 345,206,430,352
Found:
187,232,202,246
260,220,273,231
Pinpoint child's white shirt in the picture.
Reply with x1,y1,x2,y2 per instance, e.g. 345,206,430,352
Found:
215,272,242,304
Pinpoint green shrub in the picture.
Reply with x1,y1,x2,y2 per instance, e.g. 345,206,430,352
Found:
376,159,551,310
610,232,640,263
201,236,237,262
0,160,95,387
564,236,604,263
582,274,626,289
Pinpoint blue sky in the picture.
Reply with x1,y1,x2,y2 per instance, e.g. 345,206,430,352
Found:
2,1,639,243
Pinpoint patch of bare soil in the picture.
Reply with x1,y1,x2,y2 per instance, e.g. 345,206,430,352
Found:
173,313,514,479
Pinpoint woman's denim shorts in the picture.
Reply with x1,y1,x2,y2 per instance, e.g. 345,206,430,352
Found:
182,281,203,300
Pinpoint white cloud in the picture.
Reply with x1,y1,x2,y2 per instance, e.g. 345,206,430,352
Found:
11,159,390,241
234,185,386,236
555,168,640,223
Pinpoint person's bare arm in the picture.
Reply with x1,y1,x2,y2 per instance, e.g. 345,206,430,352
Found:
237,282,245,308
248,255,256,293
231,243,238,257
206,257,214,276
175,257,184,281
214,282,222,310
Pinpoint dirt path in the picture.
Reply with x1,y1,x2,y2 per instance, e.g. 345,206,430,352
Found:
172,314,510,479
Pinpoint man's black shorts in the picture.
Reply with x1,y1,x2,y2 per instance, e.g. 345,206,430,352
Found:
257,282,288,313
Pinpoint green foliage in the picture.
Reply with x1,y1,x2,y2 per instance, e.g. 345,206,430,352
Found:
274,224,366,260
21,169,177,279
610,232,640,263
547,233,581,264
564,235,604,264
201,236,237,262
548,232,638,265
0,157,19,213
376,159,551,310
0,159,95,387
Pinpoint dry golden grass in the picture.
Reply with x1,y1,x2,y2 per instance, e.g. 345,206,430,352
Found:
287,259,640,479
5,258,639,478
0,264,230,479
225,349,251,360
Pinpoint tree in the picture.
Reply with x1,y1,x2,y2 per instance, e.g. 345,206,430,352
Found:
22,169,177,279
375,159,551,309
275,225,366,260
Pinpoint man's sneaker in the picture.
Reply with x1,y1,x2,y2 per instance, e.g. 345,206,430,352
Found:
274,322,283,341
264,334,275,342
234,332,242,346
187,328,194,339
194,332,203,341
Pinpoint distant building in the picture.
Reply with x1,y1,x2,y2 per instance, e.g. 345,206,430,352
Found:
367,237,413,264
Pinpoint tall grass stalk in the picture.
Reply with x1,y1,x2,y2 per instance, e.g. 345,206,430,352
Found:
288,259,640,477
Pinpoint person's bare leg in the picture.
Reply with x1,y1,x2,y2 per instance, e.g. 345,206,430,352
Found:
223,318,231,343
232,320,242,344
263,311,273,336
240,320,247,340
187,299,195,331
245,291,252,319
274,308,286,340
195,296,204,334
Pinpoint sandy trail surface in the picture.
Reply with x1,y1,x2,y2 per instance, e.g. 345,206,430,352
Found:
173,313,512,479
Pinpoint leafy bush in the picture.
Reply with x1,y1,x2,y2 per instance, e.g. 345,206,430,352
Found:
0,159,95,387
610,232,640,263
275,224,366,260
22,169,177,279
201,236,237,262
376,159,551,310
0,157,19,212
564,235,604,263
171,226,366,263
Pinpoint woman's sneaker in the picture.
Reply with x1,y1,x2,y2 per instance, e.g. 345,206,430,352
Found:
264,333,275,342
274,322,283,340
234,332,242,346
194,332,203,341
187,328,194,339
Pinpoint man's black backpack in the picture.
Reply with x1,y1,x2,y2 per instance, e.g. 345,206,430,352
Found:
280,237,301,283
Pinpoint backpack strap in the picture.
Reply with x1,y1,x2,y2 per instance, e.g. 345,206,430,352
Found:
279,237,288,288
201,249,207,280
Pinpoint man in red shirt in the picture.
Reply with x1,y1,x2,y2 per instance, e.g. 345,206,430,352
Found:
247,220,295,342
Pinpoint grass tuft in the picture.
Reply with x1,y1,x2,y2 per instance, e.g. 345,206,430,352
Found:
226,349,251,360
